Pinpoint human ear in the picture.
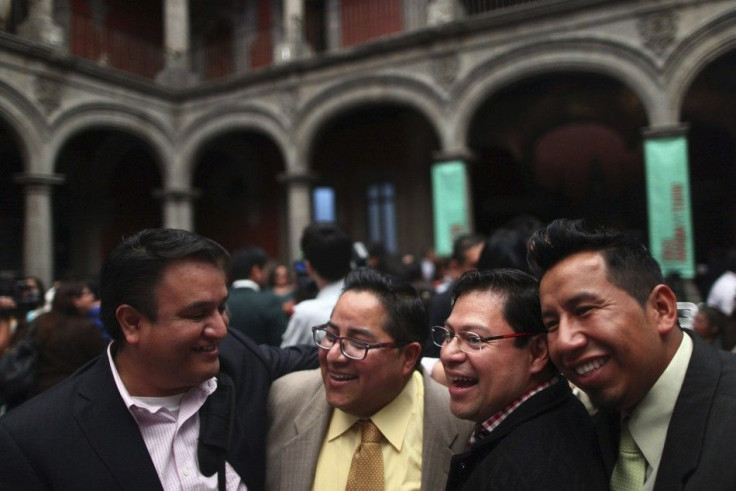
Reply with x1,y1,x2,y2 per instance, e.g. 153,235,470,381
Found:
400,342,422,376
528,334,550,375
116,304,143,345
649,284,678,335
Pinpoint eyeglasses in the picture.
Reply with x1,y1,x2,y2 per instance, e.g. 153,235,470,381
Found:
431,326,536,353
312,324,404,360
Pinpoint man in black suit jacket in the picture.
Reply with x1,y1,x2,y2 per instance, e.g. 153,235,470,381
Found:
439,269,606,490
529,218,736,490
0,229,316,490
227,246,288,346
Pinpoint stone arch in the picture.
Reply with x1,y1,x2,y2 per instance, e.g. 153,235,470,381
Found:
666,9,736,120
296,74,446,170
452,38,664,145
49,103,174,179
0,81,48,171
179,103,290,188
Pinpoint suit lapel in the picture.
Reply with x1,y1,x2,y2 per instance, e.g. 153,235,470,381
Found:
73,357,163,490
422,372,470,490
279,382,332,491
654,334,720,490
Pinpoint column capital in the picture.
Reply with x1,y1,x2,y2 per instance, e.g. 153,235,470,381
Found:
153,187,201,202
642,123,690,139
432,149,476,163
277,170,317,184
13,172,65,187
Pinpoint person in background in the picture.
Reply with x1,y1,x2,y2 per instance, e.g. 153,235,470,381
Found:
227,246,288,346
281,223,353,347
267,262,297,317
692,305,725,348
33,280,107,395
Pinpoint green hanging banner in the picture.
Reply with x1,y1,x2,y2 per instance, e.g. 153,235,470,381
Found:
431,161,470,256
645,135,695,278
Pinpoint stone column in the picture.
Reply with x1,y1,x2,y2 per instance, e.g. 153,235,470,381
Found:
279,170,314,261
155,187,200,231
19,0,65,47
13,173,65,288
430,151,474,256
156,0,198,87
274,0,307,63
642,124,696,280
427,0,465,26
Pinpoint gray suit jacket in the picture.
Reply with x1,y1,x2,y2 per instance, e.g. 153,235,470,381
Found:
266,368,473,491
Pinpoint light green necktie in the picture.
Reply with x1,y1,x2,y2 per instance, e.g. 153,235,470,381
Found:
610,423,647,491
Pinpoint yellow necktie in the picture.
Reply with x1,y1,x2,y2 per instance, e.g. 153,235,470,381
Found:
610,423,647,491
346,419,384,491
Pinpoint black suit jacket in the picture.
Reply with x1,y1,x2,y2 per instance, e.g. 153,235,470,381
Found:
0,329,317,490
446,377,608,490
597,331,736,490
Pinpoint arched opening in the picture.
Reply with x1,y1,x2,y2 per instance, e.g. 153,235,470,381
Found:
192,131,286,257
310,104,440,256
467,72,647,236
0,119,24,274
54,129,162,279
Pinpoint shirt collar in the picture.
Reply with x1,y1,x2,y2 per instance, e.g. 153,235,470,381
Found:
231,279,260,291
627,332,693,472
107,342,217,415
326,370,421,451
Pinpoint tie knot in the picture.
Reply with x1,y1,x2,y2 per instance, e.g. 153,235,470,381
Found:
362,420,382,443
619,423,640,455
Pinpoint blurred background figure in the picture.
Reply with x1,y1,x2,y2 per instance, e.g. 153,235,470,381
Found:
267,262,297,317
692,305,725,349
227,247,289,346
425,233,486,357
281,222,352,347
33,280,107,396
706,247,736,317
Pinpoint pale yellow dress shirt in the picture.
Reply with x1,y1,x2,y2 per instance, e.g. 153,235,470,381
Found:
628,333,692,491
312,370,425,491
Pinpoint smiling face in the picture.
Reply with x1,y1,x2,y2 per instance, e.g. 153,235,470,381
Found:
539,251,679,411
440,291,548,423
319,290,418,417
116,259,230,396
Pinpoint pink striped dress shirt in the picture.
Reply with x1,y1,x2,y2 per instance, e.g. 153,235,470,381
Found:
107,345,247,490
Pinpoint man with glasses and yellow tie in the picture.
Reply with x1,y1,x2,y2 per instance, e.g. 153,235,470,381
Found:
439,268,607,490
266,268,472,490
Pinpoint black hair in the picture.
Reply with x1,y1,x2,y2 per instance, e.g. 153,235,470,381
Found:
100,228,229,341
343,267,428,366
452,268,546,347
527,218,663,306
228,246,269,283
301,222,352,282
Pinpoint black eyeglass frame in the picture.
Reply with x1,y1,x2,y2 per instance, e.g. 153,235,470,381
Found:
430,325,536,352
311,324,406,360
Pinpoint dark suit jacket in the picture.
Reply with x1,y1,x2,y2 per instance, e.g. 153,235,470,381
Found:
446,377,608,490
597,331,736,490
227,286,288,346
0,329,317,491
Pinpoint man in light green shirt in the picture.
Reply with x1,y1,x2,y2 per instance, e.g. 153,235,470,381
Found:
266,268,472,491
529,218,736,490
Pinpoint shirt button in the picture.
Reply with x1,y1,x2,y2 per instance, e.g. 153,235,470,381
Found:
183,468,191,477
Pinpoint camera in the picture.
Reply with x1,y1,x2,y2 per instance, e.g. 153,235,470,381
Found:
0,278,42,313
